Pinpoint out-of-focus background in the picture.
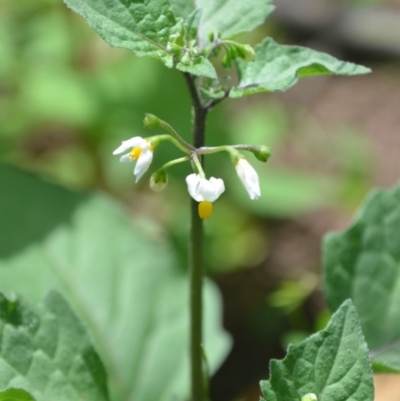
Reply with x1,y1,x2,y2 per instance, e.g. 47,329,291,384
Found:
1,0,400,400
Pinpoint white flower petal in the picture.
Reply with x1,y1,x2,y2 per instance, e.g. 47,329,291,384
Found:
186,174,203,202
236,159,261,200
209,177,225,199
186,174,225,202
113,136,145,155
134,148,153,182
119,153,132,163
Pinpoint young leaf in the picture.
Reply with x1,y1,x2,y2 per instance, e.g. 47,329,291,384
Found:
260,300,373,401
0,291,109,401
324,184,400,373
0,389,36,401
176,57,216,78
230,38,371,98
169,0,275,46
0,165,231,401
62,0,181,68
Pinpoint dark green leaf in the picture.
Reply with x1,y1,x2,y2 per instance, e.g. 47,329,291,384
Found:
324,183,400,372
230,38,371,97
0,291,109,401
62,0,181,68
260,300,373,401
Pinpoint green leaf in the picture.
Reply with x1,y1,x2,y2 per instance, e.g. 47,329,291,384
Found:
62,0,181,68
170,0,274,45
176,56,216,78
230,38,371,98
0,165,231,401
0,291,109,401
260,300,373,401
0,388,36,401
324,183,400,373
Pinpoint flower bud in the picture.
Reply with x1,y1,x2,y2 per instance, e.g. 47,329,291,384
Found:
143,113,162,129
234,158,261,200
236,44,255,61
301,394,317,401
150,170,168,192
252,146,272,162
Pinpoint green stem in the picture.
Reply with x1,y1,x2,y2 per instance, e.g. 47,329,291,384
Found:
157,119,195,152
157,135,192,154
161,156,190,170
183,72,208,401
192,154,206,178
197,144,263,155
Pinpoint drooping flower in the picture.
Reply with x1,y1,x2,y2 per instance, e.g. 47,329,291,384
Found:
186,174,225,219
113,136,154,182
234,158,261,200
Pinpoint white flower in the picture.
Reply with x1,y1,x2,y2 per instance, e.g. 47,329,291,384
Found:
186,174,225,219
113,136,154,182
235,158,261,200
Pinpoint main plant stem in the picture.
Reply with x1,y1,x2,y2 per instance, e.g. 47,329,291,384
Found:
184,72,208,401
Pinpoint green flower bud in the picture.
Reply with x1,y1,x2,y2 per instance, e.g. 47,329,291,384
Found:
143,113,162,129
181,52,191,65
253,146,272,162
301,394,317,401
150,170,168,192
237,44,255,61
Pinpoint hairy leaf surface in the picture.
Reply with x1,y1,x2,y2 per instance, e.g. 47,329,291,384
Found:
230,38,371,97
261,301,373,401
0,292,109,401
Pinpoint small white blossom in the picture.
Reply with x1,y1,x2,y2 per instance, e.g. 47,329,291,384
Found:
235,158,261,200
186,174,225,202
113,136,153,182
186,174,225,219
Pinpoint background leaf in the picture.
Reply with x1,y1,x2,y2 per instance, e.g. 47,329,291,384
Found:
61,0,180,68
0,291,109,401
230,38,371,98
324,183,400,372
0,165,231,401
260,300,373,401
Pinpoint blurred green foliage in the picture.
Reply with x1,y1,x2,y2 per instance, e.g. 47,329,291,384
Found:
0,165,231,401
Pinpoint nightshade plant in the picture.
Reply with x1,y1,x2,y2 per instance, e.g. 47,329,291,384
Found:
3,1,395,401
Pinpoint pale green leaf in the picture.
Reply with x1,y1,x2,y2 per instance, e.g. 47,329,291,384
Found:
0,291,109,401
0,165,231,401
169,0,275,45
324,183,400,373
0,388,36,401
62,0,181,68
260,300,373,401
230,38,371,97
176,56,216,78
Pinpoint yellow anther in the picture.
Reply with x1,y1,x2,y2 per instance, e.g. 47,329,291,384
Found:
130,147,142,160
198,201,213,219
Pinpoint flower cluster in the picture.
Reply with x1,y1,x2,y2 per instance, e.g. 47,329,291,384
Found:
113,117,270,219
